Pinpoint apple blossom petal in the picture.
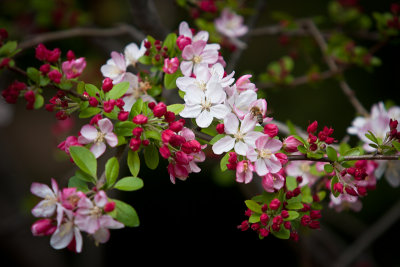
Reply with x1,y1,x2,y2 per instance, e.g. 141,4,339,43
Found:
255,135,270,149
212,136,235,155
206,83,225,104
179,21,193,38
179,104,202,118
94,191,108,207
204,43,221,51
234,141,248,156
184,85,204,104
99,215,124,229
196,110,213,128
194,64,211,83
93,228,110,244
262,174,275,192
111,52,126,71
182,45,194,60
180,60,194,76
189,161,201,173
265,138,283,152
265,156,282,173
210,104,230,119
122,95,136,112
224,113,239,134
244,170,253,184
77,195,93,210
192,40,207,55
246,148,258,162
200,49,218,64
80,124,98,141
51,178,58,195
91,142,106,158
50,223,74,250
255,158,268,176
100,65,119,80
30,183,54,198
176,76,196,91
240,113,257,134
181,128,195,141
193,31,209,42
243,131,264,148
32,200,56,217
105,133,118,147
74,227,83,253
98,118,113,134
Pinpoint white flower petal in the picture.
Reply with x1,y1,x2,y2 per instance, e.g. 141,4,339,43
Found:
91,142,106,158
224,113,239,135
212,136,235,155
179,104,202,118
98,118,113,134
196,110,213,128
30,183,53,198
234,141,248,156
80,125,98,141
210,104,230,119
50,223,74,250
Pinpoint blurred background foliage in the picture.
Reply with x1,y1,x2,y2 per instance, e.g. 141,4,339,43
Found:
0,0,399,266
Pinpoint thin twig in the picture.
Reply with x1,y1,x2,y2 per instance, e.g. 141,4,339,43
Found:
287,154,399,163
304,19,369,117
18,24,145,51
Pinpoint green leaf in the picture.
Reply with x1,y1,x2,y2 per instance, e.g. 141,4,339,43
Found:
272,226,290,239
245,200,262,214
68,176,89,192
286,176,297,191
324,164,334,173
220,152,230,172
79,107,101,118
167,104,185,115
0,41,17,56
127,150,140,177
163,33,177,53
69,146,97,179
365,131,379,145
164,70,182,89
331,175,340,197
209,134,225,145
129,98,143,118
107,82,129,100
317,190,326,201
75,169,96,184
343,147,362,156
85,84,100,97
392,141,400,151
144,144,159,170
285,202,304,210
145,130,161,141
105,157,119,188
27,67,40,84
138,55,152,65
284,211,299,221
326,146,338,161
115,121,135,136
110,199,140,227
301,186,313,203
77,81,85,95
297,145,307,154
33,94,44,109
114,176,144,191
249,214,261,223
293,134,306,145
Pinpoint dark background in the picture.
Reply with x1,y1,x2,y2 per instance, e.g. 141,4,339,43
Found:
0,0,399,266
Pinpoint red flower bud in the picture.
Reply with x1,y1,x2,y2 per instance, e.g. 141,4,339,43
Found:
88,97,98,107
66,50,76,61
259,228,269,237
48,70,62,84
264,124,278,138
118,111,129,121
164,111,175,123
148,102,156,110
104,201,116,212
216,123,225,134
307,121,318,134
281,210,289,218
129,138,141,151
159,145,171,159
260,213,269,226
169,119,185,133
132,127,144,137
153,102,167,117
310,210,321,220
39,63,51,74
133,114,148,124
269,198,281,210
102,78,113,92
301,215,311,226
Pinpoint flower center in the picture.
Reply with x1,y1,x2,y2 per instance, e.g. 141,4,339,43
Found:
201,97,212,111
196,81,207,91
90,206,102,218
95,132,106,144
193,55,202,64
139,81,151,94
234,130,244,141
259,148,272,159
44,194,57,207
59,221,73,237
300,163,310,173
243,162,248,172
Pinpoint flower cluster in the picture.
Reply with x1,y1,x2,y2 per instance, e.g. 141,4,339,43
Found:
31,179,123,253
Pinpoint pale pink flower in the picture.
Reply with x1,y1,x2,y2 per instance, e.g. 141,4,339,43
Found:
227,90,257,120
246,135,283,176
285,160,318,187
57,136,82,155
262,172,285,192
212,113,264,155
329,193,362,212
163,57,179,74
100,52,127,83
50,209,83,253
78,118,118,158
120,73,155,112
180,128,207,173
180,40,219,77
235,74,257,93
74,191,123,235
124,40,146,67
215,8,248,38
61,57,86,79
31,178,60,218
168,162,189,184
178,21,209,42
236,160,255,184
179,79,229,128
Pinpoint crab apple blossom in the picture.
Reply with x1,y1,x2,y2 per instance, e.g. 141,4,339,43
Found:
180,40,219,77
212,113,264,156
262,171,285,192
101,51,127,83
215,8,248,38
246,135,283,176
78,118,118,158
285,160,318,187
31,178,61,218
62,57,86,79
163,57,179,74
283,136,302,153
236,160,255,184
124,40,146,67
178,21,209,43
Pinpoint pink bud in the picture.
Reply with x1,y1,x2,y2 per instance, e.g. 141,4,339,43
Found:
275,153,288,165
259,228,269,237
31,219,56,236
310,210,321,220
48,69,62,84
175,151,193,165
181,140,201,154
260,213,269,226
142,139,150,146
103,100,115,113
133,114,148,124
169,134,186,147
132,127,144,137
162,129,175,144
238,220,250,231
47,48,61,63
0,58,10,68
163,57,179,74
251,223,260,231
66,50,76,61
307,121,318,134
89,97,98,107
216,123,225,134
283,136,302,153
301,215,311,226
104,201,116,212
90,114,103,125
116,99,125,109
129,138,141,151
159,145,171,159
269,198,281,210
118,111,129,121
153,102,167,117
169,119,185,132
35,44,49,61
39,63,51,74
284,221,291,229
148,102,156,110
281,210,289,218
263,124,278,138
176,35,192,50
102,78,113,92
309,220,320,229
164,111,175,123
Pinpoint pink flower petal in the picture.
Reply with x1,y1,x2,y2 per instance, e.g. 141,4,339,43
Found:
98,118,113,134
212,136,235,155
80,124,98,141
30,183,53,198
91,142,106,158
105,133,118,147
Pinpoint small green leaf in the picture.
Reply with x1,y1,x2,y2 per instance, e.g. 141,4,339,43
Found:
365,131,379,145
69,146,97,179
0,41,17,56
272,226,290,239
324,164,334,173
220,152,230,172
293,135,306,145
166,104,185,115
105,157,119,188
85,84,99,97
285,202,304,210
129,98,143,118
110,199,140,227
392,141,400,151
163,33,177,54
249,214,261,223
343,147,362,156
79,107,101,118
115,121,135,136
245,200,262,214
127,150,140,177
145,130,161,141
68,176,89,192
326,146,338,161
331,175,340,197
33,94,44,109
164,70,182,89
297,145,307,154
317,191,326,201
27,67,40,84
107,82,129,100
114,176,143,191
144,144,159,170
77,81,85,94
284,211,299,221
286,176,297,191
75,169,96,184
209,134,225,145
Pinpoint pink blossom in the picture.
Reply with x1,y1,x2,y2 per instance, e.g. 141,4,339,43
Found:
100,52,127,83
78,118,118,158
180,40,219,77
31,219,57,236
168,162,189,184
178,21,209,43
50,209,83,253
285,160,318,187
163,57,179,74
329,193,362,212
215,8,248,38
246,135,283,176
283,136,302,153
236,160,255,184
31,178,60,218
235,74,257,93
62,57,86,79
262,172,285,192
58,136,82,155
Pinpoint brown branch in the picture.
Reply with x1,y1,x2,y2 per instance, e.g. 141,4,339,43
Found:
303,19,369,117
18,24,145,51
287,154,399,163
